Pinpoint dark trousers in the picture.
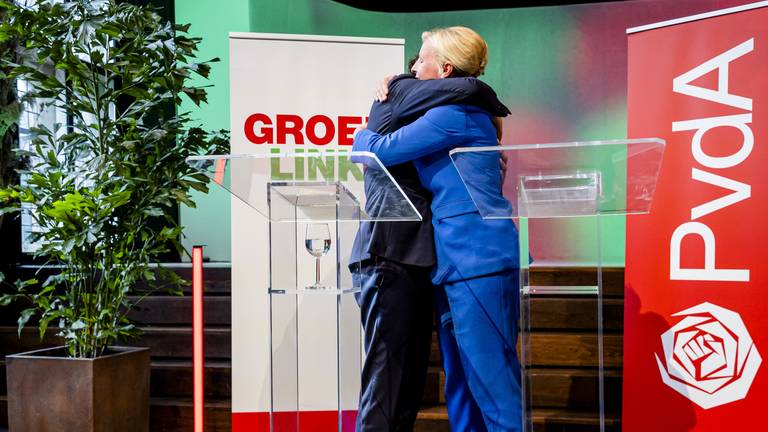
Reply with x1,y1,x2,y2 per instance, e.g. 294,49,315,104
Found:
354,258,435,432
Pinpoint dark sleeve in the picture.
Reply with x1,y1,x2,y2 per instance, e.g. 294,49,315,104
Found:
391,75,510,123
471,79,511,117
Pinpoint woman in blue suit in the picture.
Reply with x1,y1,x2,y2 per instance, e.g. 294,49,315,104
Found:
354,27,522,432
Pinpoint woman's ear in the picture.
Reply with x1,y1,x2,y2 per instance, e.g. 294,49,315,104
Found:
440,63,454,78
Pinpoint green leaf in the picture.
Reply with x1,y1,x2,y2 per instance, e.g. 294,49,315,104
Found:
0,205,22,216
38,314,55,340
143,207,164,217
14,278,37,290
38,285,55,296
0,293,15,307
43,274,65,288
17,308,36,337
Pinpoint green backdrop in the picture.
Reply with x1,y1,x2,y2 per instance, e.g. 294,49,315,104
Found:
176,0,752,264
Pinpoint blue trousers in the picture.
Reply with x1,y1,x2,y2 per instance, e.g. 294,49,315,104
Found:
435,270,522,432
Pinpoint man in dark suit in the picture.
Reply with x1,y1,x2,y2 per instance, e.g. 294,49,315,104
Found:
351,64,509,431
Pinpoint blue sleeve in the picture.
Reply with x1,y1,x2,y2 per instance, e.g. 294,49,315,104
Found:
393,77,479,121
353,106,466,166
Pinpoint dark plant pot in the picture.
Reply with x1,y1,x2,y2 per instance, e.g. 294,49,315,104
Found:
6,346,149,432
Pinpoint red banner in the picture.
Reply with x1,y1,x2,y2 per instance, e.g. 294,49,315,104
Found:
625,4,768,431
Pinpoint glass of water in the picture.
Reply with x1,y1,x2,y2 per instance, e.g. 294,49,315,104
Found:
305,223,331,289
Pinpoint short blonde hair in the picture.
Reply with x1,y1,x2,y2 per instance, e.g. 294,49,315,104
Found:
422,26,488,77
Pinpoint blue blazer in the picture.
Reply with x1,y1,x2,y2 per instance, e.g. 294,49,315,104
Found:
353,104,520,284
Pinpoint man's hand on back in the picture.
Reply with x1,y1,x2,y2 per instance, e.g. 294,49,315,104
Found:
492,116,508,187
375,75,395,102
499,148,508,187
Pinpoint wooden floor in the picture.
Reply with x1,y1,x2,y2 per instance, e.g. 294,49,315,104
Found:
1,265,624,431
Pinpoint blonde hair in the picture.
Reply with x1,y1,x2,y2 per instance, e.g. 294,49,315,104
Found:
422,26,488,77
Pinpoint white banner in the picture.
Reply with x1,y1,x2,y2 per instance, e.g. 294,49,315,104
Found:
228,32,404,426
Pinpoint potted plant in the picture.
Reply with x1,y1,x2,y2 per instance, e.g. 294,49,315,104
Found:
0,1,227,430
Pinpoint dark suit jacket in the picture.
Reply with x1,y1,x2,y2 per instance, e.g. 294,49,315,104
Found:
350,74,510,267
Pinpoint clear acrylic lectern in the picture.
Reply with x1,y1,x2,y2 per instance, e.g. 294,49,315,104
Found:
187,151,421,431
450,138,665,432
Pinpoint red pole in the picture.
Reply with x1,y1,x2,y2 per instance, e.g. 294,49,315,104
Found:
192,246,205,432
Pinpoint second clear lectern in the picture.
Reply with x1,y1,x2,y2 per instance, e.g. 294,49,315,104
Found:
187,151,421,431
450,138,665,432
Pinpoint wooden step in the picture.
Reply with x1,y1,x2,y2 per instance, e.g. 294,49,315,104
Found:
0,326,62,356
0,395,232,432
529,298,623,330
4,325,622,366
0,295,232,326
529,267,624,297
528,333,622,368
0,360,621,411
3,296,619,330
415,405,621,432
150,397,231,432
528,368,621,412
128,327,231,359
414,405,452,432
6,265,622,296
531,408,621,431
134,267,232,295
430,331,623,367
422,365,442,405
150,360,231,398
127,296,232,326
4,361,621,410
3,265,232,295
4,360,622,407
0,326,232,359
422,366,621,410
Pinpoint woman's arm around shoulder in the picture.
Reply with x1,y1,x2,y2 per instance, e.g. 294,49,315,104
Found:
352,105,468,166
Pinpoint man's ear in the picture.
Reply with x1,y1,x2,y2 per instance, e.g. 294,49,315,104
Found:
440,63,454,78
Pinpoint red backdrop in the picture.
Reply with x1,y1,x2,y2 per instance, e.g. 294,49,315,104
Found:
625,4,768,431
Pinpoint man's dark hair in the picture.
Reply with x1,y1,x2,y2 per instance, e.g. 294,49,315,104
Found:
448,66,471,78
407,54,418,74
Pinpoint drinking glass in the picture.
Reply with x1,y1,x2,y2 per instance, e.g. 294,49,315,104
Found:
305,223,331,289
